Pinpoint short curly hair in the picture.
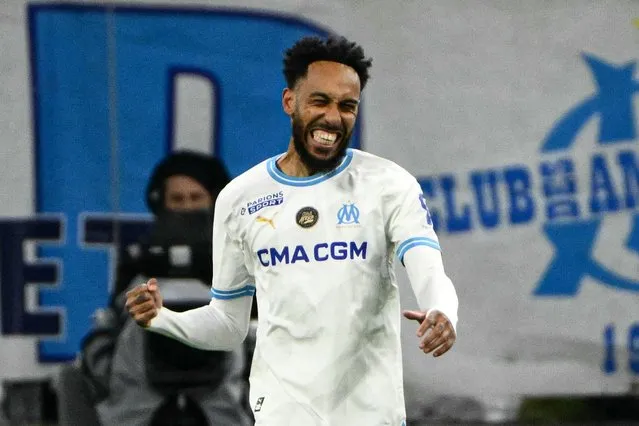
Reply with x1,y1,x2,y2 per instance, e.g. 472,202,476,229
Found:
283,35,373,90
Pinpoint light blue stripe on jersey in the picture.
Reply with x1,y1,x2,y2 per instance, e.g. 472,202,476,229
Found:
396,236,441,262
211,285,256,300
266,149,353,187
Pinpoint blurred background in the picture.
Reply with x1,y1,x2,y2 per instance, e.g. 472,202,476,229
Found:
0,0,638,424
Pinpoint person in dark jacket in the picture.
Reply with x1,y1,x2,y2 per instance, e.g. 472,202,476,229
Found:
79,151,254,426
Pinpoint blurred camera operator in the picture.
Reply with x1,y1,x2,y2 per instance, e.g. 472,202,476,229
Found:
77,151,254,426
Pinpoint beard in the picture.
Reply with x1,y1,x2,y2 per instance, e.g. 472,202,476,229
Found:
291,113,351,174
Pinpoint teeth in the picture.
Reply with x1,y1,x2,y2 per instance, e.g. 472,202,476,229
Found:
312,130,338,145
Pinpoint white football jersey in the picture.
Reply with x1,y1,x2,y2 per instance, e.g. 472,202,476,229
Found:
211,148,441,426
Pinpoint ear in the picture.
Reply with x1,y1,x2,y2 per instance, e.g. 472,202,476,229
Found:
282,88,295,116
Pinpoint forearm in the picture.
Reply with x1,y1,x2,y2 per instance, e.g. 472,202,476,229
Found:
403,246,459,331
146,296,252,351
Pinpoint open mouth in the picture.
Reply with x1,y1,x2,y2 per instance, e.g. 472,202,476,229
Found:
309,128,342,147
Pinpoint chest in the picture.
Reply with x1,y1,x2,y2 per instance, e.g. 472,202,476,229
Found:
237,184,385,256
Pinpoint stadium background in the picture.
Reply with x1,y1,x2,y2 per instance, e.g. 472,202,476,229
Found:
0,0,637,423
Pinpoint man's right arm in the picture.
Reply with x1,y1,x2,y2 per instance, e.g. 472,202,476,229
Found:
148,296,253,351
138,186,255,351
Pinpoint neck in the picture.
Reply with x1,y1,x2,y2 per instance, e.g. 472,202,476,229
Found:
276,138,318,177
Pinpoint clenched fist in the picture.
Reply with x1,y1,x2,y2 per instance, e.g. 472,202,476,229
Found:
125,278,163,327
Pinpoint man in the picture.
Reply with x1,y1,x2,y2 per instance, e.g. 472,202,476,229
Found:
126,36,459,425
78,151,253,426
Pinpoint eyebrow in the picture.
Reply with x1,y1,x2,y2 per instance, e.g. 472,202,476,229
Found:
309,92,360,105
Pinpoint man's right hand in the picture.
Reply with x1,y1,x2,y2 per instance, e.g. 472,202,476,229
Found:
125,278,163,327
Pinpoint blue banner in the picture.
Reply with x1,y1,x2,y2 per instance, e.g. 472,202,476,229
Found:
19,4,362,361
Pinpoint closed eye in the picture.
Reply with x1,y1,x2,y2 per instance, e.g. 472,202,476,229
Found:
309,96,330,106
340,102,358,113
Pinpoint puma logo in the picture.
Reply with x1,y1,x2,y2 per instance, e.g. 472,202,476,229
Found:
256,213,278,229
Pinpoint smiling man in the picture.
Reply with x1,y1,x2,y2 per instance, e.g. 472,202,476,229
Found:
125,36,459,425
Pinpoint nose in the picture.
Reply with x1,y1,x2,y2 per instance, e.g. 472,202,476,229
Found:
323,103,341,126
172,199,195,212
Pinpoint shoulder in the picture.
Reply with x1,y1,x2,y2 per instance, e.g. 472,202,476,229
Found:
349,149,418,187
215,158,273,211
216,155,294,219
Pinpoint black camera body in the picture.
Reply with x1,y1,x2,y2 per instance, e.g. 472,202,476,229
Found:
135,210,213,286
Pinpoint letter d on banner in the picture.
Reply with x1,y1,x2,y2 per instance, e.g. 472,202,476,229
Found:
28,5,362,361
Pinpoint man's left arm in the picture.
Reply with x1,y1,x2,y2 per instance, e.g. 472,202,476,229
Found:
402,247,458,357
384,169,459,357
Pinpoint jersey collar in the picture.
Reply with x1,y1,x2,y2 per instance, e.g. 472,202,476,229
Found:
266,149,353,187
